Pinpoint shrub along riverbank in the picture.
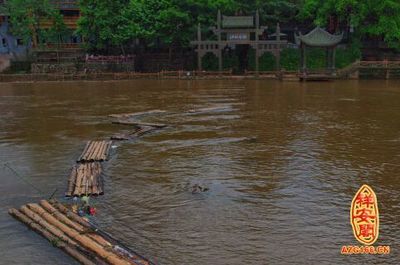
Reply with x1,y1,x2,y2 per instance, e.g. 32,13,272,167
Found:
5,46,361,74
202,46,361,72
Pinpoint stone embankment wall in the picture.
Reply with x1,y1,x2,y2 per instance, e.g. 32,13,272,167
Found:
31,63,77,74
31,62,135,74
0,55,11,72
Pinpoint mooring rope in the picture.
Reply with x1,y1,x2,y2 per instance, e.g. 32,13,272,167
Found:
2,162,58,199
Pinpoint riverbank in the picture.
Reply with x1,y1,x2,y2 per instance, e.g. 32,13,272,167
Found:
0,71,285,82
2,60,400,82
3,60,400,82
0,70,352,82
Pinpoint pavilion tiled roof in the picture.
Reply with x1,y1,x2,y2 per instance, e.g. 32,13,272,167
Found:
295,27,343,47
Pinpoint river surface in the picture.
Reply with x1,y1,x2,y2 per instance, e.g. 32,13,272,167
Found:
0,79,399,265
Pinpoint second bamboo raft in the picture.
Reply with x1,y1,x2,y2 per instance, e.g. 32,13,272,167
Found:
66,162,104,197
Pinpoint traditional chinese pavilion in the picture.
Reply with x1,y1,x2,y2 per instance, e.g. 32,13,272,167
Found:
191,10,287,73
295,27,343,79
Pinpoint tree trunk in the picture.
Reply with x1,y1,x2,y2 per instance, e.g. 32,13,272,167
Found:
120,44,126,56
168,44,173,64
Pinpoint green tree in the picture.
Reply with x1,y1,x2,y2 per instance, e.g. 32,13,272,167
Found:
77,0,134,53
1,0,61,47
301,0,400,48
233,0,300,23
129,0,190,50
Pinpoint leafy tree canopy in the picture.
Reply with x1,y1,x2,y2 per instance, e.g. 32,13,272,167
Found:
300,0,400,48
1,0,62,46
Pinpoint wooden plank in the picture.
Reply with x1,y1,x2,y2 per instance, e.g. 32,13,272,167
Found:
112,120,167,128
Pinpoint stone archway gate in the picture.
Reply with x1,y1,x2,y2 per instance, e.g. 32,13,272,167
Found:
190,10,288,74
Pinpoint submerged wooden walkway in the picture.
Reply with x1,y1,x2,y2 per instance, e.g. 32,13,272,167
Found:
9,199,153,265
67,111,167,197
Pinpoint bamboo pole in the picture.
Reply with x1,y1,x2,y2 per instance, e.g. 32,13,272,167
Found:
20,205,77,246
49,200,91,228
101,141,108,160
9,209,96,265
91,165,99,195
90,142,100,162
74,165,84,196
40,200,83,232
96,141,105,161
93,141,102,161
66,166,77,197
27,203,131,265
104,141,112,160
79,141,91,162
86,142,96,161
39,200,111,248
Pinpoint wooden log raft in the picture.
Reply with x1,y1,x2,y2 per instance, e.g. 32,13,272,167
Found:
78,141,112,162
110,126,158,141
9,199,154,265
66,162,104,197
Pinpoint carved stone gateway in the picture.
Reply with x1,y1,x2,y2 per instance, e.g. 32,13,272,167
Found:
190,10,288,74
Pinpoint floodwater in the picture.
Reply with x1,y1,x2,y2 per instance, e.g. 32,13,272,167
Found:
0,79,399,265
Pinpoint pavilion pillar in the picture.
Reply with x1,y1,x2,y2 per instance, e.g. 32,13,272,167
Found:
300,44,307,74
325,48,330,71
217,10,222,73
255,10,260,76
218,50,222,72
197,23,202,71
276,23,281,71
331,47,336,73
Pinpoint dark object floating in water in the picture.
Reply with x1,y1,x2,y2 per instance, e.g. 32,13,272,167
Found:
109,110,166,119
66,162,104,197
191,184,209,194
111,126,159,141
9,199,154,265
77,141,112,163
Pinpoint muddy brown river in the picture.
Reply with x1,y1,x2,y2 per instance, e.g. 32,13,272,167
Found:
0,80,399,264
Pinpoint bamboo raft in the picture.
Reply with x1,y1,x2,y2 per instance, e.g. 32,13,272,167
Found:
9,199,153,265
78,141,112,162
111,126,158,141
66,163,104,197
